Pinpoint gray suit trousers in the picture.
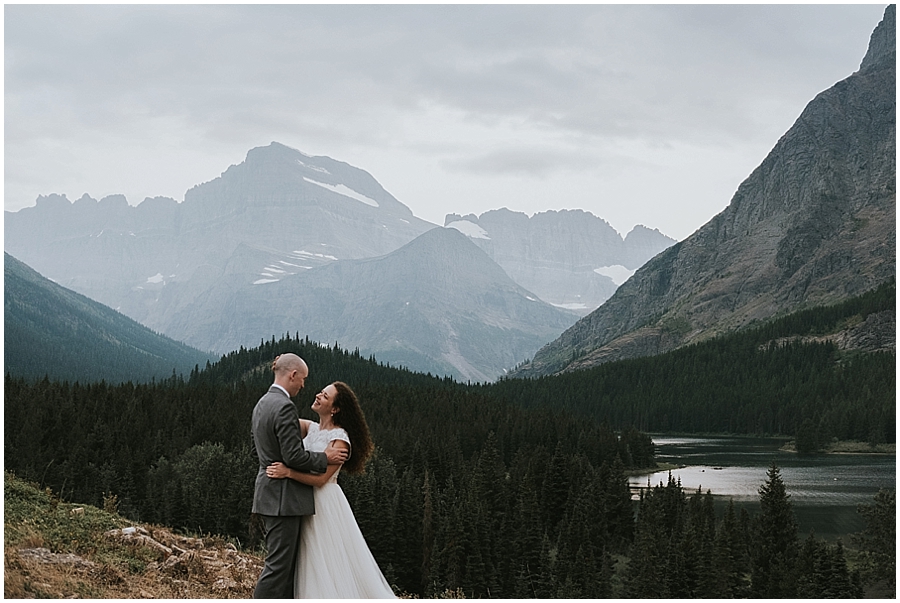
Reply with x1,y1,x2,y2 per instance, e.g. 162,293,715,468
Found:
253,514,302,599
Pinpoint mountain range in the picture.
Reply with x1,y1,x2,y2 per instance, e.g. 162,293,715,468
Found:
6,142,663,381
4,142,435,320
4,252,214,383
513,5,896,377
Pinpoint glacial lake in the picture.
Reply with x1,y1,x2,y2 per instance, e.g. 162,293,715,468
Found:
628,435,896,541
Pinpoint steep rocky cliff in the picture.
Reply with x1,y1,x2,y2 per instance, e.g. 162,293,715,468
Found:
515,5,895,376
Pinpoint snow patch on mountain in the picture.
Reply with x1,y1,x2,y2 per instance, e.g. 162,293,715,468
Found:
297,159,330,175
293,250,338,261
146,273,165,284
446,220,490,240
552,302,589,311
594,265,636,286
302,177,379,207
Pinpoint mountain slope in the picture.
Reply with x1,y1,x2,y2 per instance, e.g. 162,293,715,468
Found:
514,6,895,377
150,228,578,382
445,208,675,314
4,253,216,383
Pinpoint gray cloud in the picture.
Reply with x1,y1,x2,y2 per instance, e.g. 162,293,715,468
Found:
442,146,604,178
4,4,888,240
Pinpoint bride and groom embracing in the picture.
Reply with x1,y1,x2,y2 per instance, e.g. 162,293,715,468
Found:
251,353,396,599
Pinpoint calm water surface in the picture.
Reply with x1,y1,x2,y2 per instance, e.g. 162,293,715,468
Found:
628,435,896,540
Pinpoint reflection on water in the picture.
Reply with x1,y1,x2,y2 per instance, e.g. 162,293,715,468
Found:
629,435,896,541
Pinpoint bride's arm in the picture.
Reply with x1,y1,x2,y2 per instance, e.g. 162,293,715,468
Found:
298,419,312,439
267,439,349,487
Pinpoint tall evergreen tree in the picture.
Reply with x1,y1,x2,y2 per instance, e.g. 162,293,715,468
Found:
853,488,896,590
713,499,749,597
750,463,798,597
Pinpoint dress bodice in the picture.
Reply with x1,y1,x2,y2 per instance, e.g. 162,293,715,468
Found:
303,422,351,454
303,423,350,484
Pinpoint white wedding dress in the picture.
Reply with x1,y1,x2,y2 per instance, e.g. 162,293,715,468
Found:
294,422,396,599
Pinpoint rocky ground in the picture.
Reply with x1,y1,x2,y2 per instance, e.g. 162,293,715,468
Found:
4,471,263,599
6,527,263,599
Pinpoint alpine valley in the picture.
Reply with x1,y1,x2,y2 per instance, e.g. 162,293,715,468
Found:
5,143,671,382
3,7,895,600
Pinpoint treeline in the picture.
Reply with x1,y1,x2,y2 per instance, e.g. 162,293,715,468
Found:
753,279,894,340
5,334,653,597
488,282,895,445
625,465,894,598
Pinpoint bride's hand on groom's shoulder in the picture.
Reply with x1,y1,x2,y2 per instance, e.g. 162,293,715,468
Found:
266,462,290,479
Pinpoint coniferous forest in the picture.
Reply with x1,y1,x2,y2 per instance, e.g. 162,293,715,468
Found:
5,285,895,597
490,281,896,448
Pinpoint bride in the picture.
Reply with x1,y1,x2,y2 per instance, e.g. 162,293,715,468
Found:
265,381,396,599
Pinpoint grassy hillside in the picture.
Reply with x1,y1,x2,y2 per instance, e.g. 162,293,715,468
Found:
4,471,262,599
4,253,216,384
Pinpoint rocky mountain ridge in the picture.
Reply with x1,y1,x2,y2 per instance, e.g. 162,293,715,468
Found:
445,208,675,314
513,5,896,377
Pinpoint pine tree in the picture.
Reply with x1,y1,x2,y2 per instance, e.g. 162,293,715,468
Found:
751,462,799,597
853,488,896,590
510,475,543,597
713,499,748,597
392,468,424,594
420,469,435,594
540,441,570,531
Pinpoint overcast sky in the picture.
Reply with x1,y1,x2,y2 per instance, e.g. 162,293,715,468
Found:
4,4,887,241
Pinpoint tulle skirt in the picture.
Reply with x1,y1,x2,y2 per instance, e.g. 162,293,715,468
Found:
295,481,396,599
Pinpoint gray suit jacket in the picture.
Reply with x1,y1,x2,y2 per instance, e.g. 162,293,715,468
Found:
251,385,328,516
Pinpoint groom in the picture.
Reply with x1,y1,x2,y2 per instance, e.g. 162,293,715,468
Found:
251,353,348,599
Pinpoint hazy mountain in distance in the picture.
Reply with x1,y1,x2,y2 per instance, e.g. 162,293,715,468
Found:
5,253,216,384
146,227,578,382
4,142,436,326
5,139,675,381
445,208,675,314
513,5,896,377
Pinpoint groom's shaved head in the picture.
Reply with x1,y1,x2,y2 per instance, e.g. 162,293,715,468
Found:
272,353,309,397
273,353,306,376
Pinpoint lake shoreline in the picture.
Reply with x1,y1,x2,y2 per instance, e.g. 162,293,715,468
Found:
627,461,681,477
629,436,895,480
629,435,896,542
779,440,896,455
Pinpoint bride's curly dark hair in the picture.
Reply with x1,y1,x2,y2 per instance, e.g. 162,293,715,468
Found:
330,381,374,475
